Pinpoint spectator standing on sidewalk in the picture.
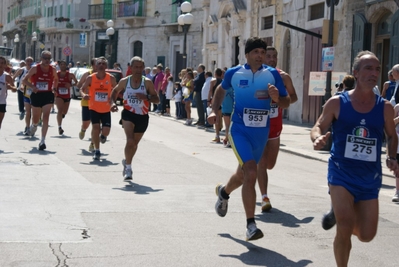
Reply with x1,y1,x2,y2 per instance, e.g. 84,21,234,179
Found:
164,75,174,116
160,67,171,115
193,64,206,126
208,68,224,142
393,103,399,202
0,56,18,130
173,81,183,119
183,71,194,125
311,51,399,267
201,71,213,127
154,64,164,113
12,60,27,120
221,86,233,147
382,70,396,101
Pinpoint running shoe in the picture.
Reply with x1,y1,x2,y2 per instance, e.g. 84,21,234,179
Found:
322,208,336,230
93,150,101,160
215,183,228,217
23,127,30,136
58,127,64,135
38,142,46,151
212,136,221,143
79,130,85,140
30,125,37,137
88,143,95,152
19,111,25,121
246,223,264,241
392,190,399,202
261,196,272,212
124,168,133,182
100,135,107,144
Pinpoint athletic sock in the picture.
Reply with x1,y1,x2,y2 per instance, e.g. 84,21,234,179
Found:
126,164,132,170
221,187,230,199
246,218,255,227
262,194,268,199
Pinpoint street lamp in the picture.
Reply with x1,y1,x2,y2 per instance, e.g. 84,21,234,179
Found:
178,1,193,67
106,20,115,69
32,31,37,62
14,34,20,59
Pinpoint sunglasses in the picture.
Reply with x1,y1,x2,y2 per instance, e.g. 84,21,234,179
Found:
97,62,107,65
42,57,51,60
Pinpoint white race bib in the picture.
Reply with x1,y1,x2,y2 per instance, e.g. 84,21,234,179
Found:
36,82,48,91
127,95,143,106
344,135,377,162
25,88,32,97
243,108,268,127
95,92,108,102
59,87,68,95
270,103,278,119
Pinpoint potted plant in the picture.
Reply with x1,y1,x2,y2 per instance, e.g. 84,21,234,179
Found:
64,18,70,22
79,18,86,22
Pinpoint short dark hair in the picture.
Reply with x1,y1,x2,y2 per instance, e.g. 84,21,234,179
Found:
245,37,267,54
342,75,355,90
205,71,213,77
214,68,223,77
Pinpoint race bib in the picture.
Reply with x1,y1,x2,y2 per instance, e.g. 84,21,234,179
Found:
36,82,48,91
58,87,68,95
243,108,268,127
25,88,32,97
344,135,377,162
95,92,108,102
270,103,278,119
127,95,143,106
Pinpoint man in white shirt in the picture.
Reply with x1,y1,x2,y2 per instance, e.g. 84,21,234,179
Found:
201,71,213,127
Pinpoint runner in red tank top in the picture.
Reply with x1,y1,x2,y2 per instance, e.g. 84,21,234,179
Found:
55,60,77,135
257,47,298,212
22,50,59,151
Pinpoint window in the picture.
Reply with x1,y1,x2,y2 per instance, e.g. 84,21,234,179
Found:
58,47,62,60
133,41,143,58
309,2,324,21
60,5,63,17
262,16,273,30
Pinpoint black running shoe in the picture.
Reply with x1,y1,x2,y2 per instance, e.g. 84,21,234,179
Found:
322,208,336,230
38,142,46,151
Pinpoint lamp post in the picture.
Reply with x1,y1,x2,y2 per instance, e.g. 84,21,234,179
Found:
178,1,193,68
14,34,20,59
32,31,37,62
106,20,115,69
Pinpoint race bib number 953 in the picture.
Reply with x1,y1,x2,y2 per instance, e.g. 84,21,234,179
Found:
243,108,268,127
344,135,377,162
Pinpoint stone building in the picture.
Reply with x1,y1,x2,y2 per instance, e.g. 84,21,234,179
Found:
2,0,90,64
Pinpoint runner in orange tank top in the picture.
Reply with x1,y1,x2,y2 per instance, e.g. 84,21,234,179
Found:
80,57,117,160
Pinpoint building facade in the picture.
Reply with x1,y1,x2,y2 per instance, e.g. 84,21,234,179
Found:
2,0,398,124
2,0,90,64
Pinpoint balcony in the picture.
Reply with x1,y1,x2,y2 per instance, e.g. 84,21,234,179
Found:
38,17,57,32
88,4,116,27
15,16,28,28
21,6,42,19
117,0,146,26
55,19,91,33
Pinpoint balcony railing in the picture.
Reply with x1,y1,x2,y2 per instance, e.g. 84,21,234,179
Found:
88,4,116,20
55,19,91,31
22,6,42,18
117,0,146,18
3,19,16,33
38,16,57,31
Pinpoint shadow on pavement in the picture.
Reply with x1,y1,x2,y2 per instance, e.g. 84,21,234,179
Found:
0,150,13,154
80,157,118,167
51,135,72,139
381,184,395,190
79,149,93,156
255,208,314,228
113,182,163,195
218,233,312,266
26,148,56,155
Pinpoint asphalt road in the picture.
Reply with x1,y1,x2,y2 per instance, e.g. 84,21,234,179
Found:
0,96,398,267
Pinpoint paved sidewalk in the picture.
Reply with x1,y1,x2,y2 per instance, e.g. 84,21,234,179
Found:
162,102,395,178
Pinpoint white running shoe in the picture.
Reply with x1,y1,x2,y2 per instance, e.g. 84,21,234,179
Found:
246,223,264,241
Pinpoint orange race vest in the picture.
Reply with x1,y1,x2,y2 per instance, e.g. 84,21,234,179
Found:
89,73,112,113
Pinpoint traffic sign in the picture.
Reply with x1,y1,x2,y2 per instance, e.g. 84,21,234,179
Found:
63,46,72,56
